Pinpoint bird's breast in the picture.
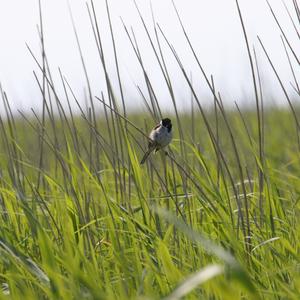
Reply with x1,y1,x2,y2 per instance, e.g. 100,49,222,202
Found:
150,127,172,148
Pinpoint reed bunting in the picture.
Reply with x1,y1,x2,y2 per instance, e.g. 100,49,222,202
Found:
140,118,173,164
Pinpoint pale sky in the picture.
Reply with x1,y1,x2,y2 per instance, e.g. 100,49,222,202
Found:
0,0,299,113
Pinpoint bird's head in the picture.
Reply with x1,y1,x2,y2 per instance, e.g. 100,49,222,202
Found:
161,118,172,132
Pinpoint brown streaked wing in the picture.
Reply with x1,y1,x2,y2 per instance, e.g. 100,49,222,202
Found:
153,123,161,130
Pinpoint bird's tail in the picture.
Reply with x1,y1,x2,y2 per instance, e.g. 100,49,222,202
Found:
140,148,154,164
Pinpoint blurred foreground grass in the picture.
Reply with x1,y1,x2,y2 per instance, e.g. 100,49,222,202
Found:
0,106,299,299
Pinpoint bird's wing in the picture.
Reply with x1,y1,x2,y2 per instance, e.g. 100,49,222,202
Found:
153,123,161,130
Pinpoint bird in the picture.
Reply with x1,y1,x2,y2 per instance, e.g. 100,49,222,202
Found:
140,118,173,164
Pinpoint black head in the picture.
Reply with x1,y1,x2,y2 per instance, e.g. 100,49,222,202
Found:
161,118,172,132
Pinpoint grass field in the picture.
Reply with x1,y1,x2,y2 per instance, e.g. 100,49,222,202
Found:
0,0,300,299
